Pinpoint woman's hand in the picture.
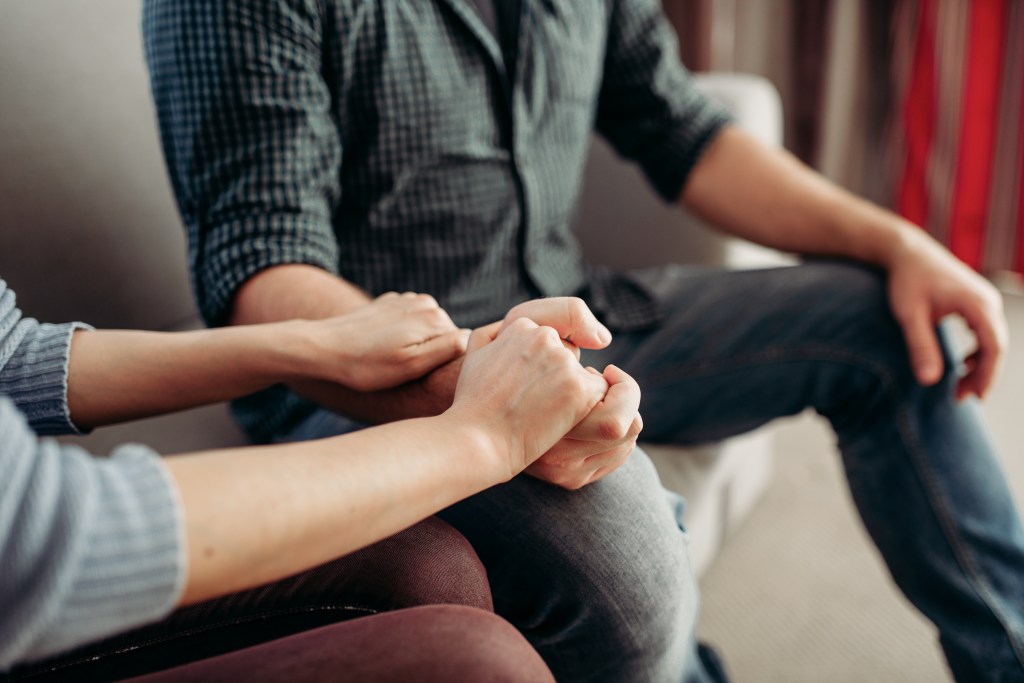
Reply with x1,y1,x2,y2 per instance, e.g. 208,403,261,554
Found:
447,318,609,482
495,297,642,489
295,292,469,391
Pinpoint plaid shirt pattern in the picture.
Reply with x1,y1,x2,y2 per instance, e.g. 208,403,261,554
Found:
144,0,731,440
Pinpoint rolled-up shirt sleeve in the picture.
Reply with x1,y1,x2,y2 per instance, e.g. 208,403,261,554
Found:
0,397,185,669
596,0,734,202
144,0,342,326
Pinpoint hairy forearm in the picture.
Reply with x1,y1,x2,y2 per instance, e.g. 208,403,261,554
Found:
232,264,462,422
166,413,501,605
67,324,312,429
681,126,917,268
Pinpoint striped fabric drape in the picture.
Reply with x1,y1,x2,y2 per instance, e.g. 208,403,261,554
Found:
891,0,1024,275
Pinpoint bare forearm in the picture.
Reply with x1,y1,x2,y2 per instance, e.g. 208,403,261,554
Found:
67,324,312,429
232,264,462,422
166,414,501,605
230,264,372,323
168,298,612,606
681,126,917,267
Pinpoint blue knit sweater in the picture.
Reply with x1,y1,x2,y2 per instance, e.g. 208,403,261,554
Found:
0,280,185,669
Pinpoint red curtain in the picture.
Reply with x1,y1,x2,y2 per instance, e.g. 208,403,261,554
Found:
893,0,1024,275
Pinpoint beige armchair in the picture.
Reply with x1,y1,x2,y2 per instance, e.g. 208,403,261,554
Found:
575,73,791,575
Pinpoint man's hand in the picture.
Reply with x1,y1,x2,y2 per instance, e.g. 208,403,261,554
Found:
296,292,468,392
886,228,1009,400
525,365,642,490
498,297,613,352
493,297,643,490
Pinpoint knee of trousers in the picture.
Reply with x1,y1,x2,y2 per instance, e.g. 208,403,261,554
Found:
322,516,494,612
794,262,931,419
487,454,701,679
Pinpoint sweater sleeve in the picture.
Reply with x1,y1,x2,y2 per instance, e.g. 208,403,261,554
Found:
0,396,186,670
0,279,92,436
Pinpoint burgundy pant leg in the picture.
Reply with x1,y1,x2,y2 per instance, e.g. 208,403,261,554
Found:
121,606,555,683
10,518,492,682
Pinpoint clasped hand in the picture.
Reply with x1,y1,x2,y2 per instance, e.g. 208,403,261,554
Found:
454,298,643,490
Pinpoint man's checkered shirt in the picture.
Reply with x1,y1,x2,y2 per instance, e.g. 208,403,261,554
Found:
144,0,732,440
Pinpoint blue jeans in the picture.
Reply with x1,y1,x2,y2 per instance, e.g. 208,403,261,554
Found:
290,261,1024,683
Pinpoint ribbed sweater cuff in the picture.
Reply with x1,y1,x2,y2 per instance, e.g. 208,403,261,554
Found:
56,445,186,653
4,321,93,436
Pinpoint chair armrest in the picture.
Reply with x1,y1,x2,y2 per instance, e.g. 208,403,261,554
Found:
693,73,782,148
574,72,792,271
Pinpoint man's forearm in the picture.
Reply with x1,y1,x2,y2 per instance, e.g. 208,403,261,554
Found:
681,126,917,268
231,264,462,422
230,264,374,323
292,356,463,424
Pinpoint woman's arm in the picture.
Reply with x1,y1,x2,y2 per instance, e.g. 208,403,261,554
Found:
169,317,609,605
66,292,468,429
1,317,607,668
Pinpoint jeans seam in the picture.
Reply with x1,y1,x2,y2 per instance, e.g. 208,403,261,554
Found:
638,343,1024,671
894,403,1024,671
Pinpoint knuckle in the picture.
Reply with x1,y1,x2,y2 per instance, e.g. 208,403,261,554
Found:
414,293,440,308
536,326,561,346
424,306,451,326
567,296,587,318
507,317,534,333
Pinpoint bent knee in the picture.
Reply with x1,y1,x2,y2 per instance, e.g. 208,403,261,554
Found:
336,516,493,611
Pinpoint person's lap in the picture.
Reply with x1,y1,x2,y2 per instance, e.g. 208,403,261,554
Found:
585,260,1024,681
280,260,1021,682
118,605,556,683
289,412,706,683
5,517,493,683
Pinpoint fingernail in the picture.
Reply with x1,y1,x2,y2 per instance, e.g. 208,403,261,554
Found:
597,325,612,345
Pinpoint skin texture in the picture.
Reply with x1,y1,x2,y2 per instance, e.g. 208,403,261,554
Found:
67,292,468,429
681,126,1008,400
228,125,1007,492
232,270,644,488
63,296,610,606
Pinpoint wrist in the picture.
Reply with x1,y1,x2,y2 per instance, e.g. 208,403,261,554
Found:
847,206,923,270
433,411,515,485
268,320,344,384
